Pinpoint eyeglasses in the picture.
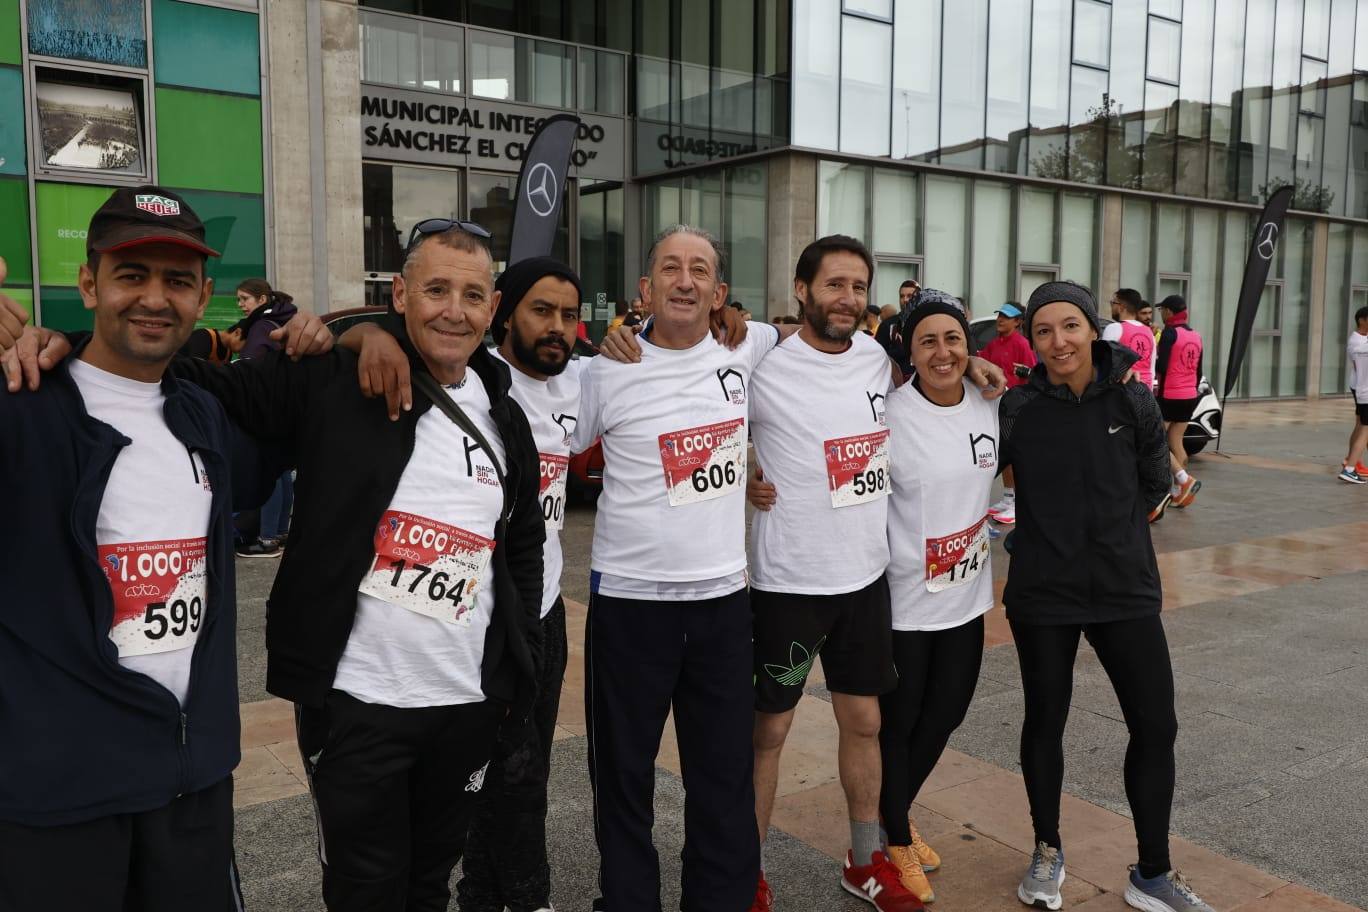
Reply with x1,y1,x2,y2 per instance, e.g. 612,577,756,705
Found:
404,218,493,254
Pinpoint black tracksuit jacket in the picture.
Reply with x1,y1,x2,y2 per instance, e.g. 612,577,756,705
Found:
170,316,545,715
998,341,1171,625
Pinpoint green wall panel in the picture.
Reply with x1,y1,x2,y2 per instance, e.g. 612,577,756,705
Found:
35,181,116,286
200,293,240,329
0,178,31,285
152,0,260,97
175,189,266,298
155,88,263,194
39,285,93,332
0,1,20,66
0,66,22,175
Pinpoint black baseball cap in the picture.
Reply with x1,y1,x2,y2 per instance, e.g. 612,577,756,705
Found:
86,186,220,258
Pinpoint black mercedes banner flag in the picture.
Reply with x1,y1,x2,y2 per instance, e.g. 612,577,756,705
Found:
1223,184,1294,400
508,113,580,265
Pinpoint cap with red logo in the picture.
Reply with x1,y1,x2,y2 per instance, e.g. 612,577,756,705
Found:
86,185,221,259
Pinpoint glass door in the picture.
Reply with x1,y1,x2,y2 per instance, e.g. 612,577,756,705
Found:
1018,265,1060,307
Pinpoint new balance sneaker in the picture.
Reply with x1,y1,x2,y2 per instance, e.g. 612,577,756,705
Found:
1172,476,1201,508
1337,464,1366,484
750,875,774,912
993,503,1017,524
1148,492,1173,524
1017,842,1065,910
887,845,935,903
908,819,940,871
843,850,926,910
1123,868,1215,912
988,496,1015,517
235,539,281,559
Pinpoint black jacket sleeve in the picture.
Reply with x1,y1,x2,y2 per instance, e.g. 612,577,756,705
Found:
1155,327,1176,398
502,397,547,675
1123,381,1172,512
997,386,1033,475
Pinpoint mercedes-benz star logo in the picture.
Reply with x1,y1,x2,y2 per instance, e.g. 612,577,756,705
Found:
525,163,558,218
1256,222,1279,261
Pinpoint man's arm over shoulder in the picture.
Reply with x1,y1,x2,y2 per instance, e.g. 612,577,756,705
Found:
171,348,349,441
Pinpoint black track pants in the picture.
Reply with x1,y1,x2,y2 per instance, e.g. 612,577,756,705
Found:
458,598,569,912
295,691,503,912
585,588,759,912
878,616,985,845
1009,614,1177,873
0,776,242,912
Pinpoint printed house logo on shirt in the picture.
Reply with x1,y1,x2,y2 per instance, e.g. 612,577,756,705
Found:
867,391,886,425
553,412,577,447
716,368,746,405
969,433,997,470
135,194,181,216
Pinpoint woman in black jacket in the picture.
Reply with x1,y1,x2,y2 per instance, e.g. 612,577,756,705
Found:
999,282,1214,912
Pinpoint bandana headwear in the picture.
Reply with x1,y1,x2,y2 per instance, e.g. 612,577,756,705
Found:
492,256,583,344
1025,280,1102,336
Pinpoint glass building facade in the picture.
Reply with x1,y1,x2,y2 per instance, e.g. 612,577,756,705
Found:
1,0,268,331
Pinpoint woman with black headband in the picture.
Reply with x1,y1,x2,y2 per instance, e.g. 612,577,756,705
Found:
999,281,1213,912
878,291,999,904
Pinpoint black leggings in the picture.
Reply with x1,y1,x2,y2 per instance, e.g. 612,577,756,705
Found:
878,615,985,846
1010,614,1177,875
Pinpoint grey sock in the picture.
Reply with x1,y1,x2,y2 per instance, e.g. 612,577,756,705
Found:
760,838,768,875
851,818,882,865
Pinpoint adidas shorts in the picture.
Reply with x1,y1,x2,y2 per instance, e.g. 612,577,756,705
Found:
751,574,897,714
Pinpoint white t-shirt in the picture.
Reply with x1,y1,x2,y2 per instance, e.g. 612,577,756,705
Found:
886,378,998,631
71,359,213,706
574,321,781,599
333,377,506,708
749,332,893,594
1348,331,1368,401
492,348,582,618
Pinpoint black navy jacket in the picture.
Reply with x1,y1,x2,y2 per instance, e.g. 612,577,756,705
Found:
0,347,251,826
169,315,545,716
998,341,1171,625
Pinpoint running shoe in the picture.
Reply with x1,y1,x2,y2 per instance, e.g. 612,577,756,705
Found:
1356,462,1368,476
1337,465,1366,484
993,503,1017,524
887,845,935,903
1148,493,1172,524
988,496,1014,517
1171,476,1201,508
1017,842,1065,910
908,819,941,871
235,539,281,559
842,850,926,910
750,875,774,912
1123,868,1214,912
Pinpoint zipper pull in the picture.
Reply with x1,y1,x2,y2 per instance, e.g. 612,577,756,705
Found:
179,713,188,745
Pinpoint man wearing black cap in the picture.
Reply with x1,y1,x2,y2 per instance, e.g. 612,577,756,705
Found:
0,185,252,909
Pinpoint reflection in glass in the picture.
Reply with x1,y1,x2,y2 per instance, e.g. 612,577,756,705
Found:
1150,0,1183,18
578,49,625,115
1060,192,1097,289
1143,81,1179,193
360,11,420,87
1067,65,1110,184
818,161,869,240
892,0,941,160
1072,0,1111,68
519,39,574,108
1120,198,1151,292
986,0,1031,173
840,16,892,156
421,21,463,93
873,169,918,254
844,0,892,17
1019,188,1055,264
972,181,1012,314
923,176,968,295
1028,0,1072,178
1302,0,1330,59
1147,17,1181,84
362,163,463,275
792,0,841,149
940,0,988,167
28,0,146,68
470,31,516,100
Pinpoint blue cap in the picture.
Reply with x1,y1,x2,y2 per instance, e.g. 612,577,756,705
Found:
997,303,1023,318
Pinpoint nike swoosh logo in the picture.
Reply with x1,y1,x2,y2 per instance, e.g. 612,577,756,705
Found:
1109,424,1127,434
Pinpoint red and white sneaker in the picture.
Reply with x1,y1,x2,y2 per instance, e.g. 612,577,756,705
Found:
842,850,926,911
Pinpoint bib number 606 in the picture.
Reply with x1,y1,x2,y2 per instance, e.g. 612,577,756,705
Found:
691,459,739,493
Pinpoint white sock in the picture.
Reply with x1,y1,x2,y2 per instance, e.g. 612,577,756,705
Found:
1175,469,1190,484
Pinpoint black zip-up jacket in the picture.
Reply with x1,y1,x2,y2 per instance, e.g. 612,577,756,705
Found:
169,315,545,714
998,341,1170,625
0,345,251,826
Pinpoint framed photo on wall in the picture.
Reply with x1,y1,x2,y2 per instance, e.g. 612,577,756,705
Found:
34,76,146,177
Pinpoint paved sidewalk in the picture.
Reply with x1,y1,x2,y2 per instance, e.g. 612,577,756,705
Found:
231,398,1368,911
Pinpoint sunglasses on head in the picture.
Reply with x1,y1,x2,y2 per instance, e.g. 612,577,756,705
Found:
404,218,493,254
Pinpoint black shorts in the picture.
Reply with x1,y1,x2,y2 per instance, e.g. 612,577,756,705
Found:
1158,396,1200,423
751,574,897,713
1355,393,1368,423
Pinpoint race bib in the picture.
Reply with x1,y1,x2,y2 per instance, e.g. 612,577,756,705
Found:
825,429,892,508
658,418,747,506
925,516,991,592
100,537,208,658
539,453,569,531
358,510,494,624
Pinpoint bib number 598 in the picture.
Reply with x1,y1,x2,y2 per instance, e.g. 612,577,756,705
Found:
850,467,887,497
